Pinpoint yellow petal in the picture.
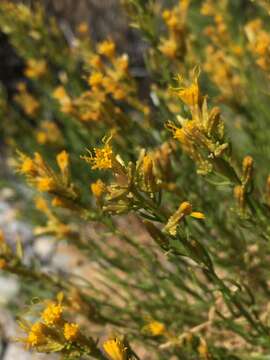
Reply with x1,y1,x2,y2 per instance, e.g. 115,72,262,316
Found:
191,211,205,219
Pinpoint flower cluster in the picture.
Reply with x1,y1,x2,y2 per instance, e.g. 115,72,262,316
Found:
168,74,229,175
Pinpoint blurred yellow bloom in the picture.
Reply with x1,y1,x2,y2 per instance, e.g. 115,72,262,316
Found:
26,322,46,348
36,121,62,145
89,54,103,69
19,157,36,175
0,259,7,269
143,320,166,336
91,179,106,199
36,177,55,192
177,77,200,107
51,196,65,207
41,302,63,326
25,58,47,79
63,322,79,341
88,72,103,88
53,86,72,114
198,337,210,359
162,10,177,30
36,131,47,145
159,37,178,58
35,196,50,214
56,150,69,174
114,87,125,100
201,2,215,16
97,39,116,58
77,21,89,34
103,338,127,360
15,83,40,116
17,151,75,197
115,54,129,73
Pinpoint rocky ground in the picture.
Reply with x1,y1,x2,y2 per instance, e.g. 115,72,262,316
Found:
0,187,59,359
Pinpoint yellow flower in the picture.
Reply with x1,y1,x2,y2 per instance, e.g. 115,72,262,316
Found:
35,196,50,214
20,93,40,116
91,145,113,170
25,58,47,79
27,322,46,348
162,9,177,30
179,201,205,219
162,9,171,21
115,54,129,73
143,321,166,336
97,39,116,58
166,121,197,157
53,86,68,101
63,322,79,341
166,14,178,29
198,337,210,359
113,88,125,100
37,121,62,144
36,131,47,145
36,177,55,192
53,86,72,114
91,179,106,199
254,36,270,56
77,22,89,34
159,38,178,58
19,157,36,175
82,136,114,170
103,338,127,360
56,150,69,174
89,55,103,69
101,76,113,90
88,72,103,88
0,259,7,269
51,196,65,207
177,78,200,107
41,302,63,326
201,2,215,16
165,201,205,236
15,82,40,115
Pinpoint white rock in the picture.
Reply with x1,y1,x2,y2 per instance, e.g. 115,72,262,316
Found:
0,276,19,305
3,344,58,360
34,237,55,261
